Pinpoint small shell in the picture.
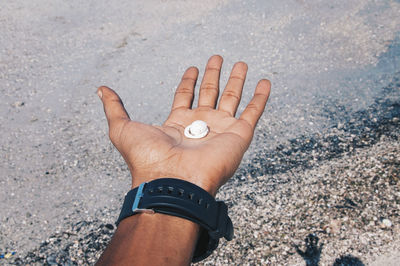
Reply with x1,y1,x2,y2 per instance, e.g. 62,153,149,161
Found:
381,219,392,228
184,120,209,139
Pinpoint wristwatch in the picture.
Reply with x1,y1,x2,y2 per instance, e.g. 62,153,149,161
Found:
116,178,234,262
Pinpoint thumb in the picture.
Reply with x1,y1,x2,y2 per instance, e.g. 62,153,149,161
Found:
97,86,130,139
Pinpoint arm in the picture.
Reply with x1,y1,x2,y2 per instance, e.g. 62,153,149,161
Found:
96,55,271,265
96,213,199,265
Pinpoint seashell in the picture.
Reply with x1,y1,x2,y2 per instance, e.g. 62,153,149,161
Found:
184,120,209,139
380,218,392,228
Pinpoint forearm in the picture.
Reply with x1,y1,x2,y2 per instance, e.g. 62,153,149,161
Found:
96,213,200,266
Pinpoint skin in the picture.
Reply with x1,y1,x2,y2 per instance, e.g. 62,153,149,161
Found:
96,55,271,265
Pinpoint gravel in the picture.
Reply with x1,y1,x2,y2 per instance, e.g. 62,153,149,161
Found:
3,76,399,266
1,0,400,265
206,107,400,265
6,121,399,265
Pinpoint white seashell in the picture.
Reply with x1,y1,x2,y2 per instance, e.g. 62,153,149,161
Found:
381,219,392,228
184,120,209,139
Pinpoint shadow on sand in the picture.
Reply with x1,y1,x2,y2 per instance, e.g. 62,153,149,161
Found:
294,234,365,266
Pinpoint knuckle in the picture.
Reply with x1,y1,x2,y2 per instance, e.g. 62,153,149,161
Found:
201,84,218,93
229,75,245,81
205,66,221,72
246,103,260,112
254,93,268,97
171,106,187,112
198,104,214,109
108,128,119,143
175,87,193,95
239,118,254,132
108,97,123,106
222,90,240,101
181,77,196,82
108,120,129,144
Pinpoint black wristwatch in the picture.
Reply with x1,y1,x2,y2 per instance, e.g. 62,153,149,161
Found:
116,178,233,262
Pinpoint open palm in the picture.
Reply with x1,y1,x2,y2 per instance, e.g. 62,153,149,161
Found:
98,55,270,196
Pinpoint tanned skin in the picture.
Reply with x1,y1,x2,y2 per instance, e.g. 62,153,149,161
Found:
96,55,271,266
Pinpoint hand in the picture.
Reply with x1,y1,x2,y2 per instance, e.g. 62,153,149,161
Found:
97,55,270,196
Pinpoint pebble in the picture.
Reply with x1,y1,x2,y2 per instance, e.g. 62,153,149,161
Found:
46,255,57,265
12,101,25,107
381,219,392,228
105,223,114,230
323,219,341,234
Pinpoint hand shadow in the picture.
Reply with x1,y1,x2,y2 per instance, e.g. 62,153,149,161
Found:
294,233,365,266
294,233,324,266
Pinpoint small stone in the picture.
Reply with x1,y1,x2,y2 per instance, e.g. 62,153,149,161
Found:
380,219,392,228
368,220,375,227
105,223,114,230
46,255,57,265
13,101,25,107
323,219,341,234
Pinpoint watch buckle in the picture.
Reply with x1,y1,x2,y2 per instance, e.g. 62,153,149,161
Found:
132,182,154,214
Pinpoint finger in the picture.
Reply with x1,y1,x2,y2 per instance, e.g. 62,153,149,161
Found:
239,79,271,129
198,55,223,108
218,61,248,116
171,67,199,111
97,86,130,134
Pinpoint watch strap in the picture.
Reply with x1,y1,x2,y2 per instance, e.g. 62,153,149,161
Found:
116,178,233,262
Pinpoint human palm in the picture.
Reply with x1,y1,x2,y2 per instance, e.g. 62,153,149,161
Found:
98,55,270,196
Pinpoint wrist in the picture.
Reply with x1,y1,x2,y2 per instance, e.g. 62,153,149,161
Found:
131,173,219,197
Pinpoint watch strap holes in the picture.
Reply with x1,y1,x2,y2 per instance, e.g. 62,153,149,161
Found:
205,203,210,209
167,186,174,194
188,193,194,200
178,189,184,196
157,186,163,193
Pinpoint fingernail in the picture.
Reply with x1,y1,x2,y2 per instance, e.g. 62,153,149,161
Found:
97,89,103,99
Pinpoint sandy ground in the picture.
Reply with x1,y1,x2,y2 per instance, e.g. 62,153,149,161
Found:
1,0,399,265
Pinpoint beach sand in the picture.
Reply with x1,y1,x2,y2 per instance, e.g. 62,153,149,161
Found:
1,0,399,265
